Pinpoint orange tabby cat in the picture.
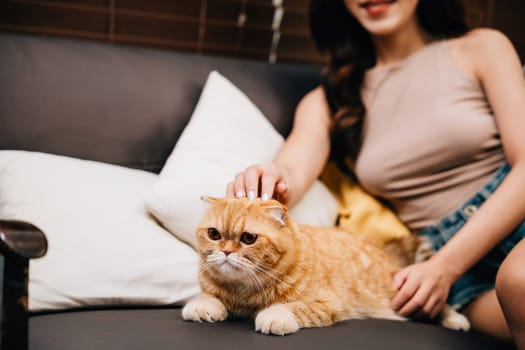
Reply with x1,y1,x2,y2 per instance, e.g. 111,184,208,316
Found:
182,197,470,335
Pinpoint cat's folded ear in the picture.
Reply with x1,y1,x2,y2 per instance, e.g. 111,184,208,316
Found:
260,200,288,226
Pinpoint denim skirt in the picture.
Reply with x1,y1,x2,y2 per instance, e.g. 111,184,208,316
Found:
416,163,525,310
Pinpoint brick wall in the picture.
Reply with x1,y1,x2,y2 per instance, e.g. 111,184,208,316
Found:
0,0,522,64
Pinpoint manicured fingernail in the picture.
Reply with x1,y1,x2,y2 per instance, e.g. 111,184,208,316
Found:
261,193,269,201
236,190,245,198
247,191,255,200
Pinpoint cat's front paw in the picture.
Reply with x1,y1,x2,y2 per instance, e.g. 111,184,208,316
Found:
182,294,228,323
255,304,299,336
439,305,471,332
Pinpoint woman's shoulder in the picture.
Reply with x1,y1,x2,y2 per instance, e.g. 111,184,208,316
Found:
301,86,325,103
297,86,329,113
448,28,517,81
454,28,514,55
294,86,332,129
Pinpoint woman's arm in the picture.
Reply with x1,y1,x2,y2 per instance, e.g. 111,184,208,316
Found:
391,28,525,318
226,87,332,206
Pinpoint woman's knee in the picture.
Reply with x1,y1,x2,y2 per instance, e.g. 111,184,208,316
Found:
496,240,525,304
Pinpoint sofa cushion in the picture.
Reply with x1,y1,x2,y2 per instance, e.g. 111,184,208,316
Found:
0,32,320,173
29,308,514,350
0,150,199,311
145,71,339,248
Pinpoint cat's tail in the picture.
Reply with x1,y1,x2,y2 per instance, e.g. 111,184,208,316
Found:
383,234,435,267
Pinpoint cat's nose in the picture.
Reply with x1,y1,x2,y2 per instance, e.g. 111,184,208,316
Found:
222,250,232,256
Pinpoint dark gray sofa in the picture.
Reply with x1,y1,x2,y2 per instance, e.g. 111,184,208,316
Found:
0,31,514,350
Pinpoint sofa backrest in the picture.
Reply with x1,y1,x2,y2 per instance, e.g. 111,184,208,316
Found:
0,32,320,173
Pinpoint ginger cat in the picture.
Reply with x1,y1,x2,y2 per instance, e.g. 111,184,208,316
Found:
182,197,470,335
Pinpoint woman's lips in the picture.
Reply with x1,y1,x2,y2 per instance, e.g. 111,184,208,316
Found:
359,0,396,16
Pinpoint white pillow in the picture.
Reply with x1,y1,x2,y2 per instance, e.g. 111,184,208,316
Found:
0,150,200,311
145,71,339,249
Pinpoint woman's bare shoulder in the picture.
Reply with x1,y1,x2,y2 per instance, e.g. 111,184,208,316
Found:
296,86,331,120
299,86,328,107
457,28,514,56
449,28,518,81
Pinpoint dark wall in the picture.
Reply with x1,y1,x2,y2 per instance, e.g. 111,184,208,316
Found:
0,0,522,64
0,0,322,63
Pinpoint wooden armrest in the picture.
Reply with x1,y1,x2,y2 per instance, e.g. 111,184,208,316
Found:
0,220,47,259
0,220,48,350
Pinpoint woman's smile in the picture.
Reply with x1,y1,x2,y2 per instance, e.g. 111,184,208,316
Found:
346,0,419,37
359,0,397,17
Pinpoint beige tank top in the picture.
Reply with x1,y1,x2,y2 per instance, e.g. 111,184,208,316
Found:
355,40,505,230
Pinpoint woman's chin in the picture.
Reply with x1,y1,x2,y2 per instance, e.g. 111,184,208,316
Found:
361,16,406,37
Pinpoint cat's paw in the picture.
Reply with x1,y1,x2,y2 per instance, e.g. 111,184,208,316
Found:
255,304,299,336
182,294,228,323
439,305,470,332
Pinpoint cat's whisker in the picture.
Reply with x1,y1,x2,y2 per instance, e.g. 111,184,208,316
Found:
200,265,214,276
244,268,264,293
232,258,274,306
251,264,295,290
227,257,290,308
201,261,219,276
202,261,216,269
236,256,295,291
247,271,273,307
227,257,265,287
206,253,224,262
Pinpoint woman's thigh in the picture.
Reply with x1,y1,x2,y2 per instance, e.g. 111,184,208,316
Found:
463,289,511,341
462,237,525,342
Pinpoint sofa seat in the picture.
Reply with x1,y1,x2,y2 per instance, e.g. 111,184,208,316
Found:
30,308,513,350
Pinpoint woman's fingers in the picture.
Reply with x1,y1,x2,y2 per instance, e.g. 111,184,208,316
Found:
228,164,288,202
275,181,289,202
397,283,432,316
427,296,444,319
260,173,277,201
233,172,247,198
260,163,285,201
391,261,451,320
244,166,263,200
391,276,419,315
392,267,409,291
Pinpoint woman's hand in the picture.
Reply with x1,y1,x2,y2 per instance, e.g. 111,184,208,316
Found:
390,258,457,319
226,163,290,204
224,87,332,206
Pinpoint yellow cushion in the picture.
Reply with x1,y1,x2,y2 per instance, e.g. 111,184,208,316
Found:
321,162,411,246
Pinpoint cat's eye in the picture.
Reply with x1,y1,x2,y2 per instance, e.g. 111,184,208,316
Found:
240,232,258,245
207,228,221,241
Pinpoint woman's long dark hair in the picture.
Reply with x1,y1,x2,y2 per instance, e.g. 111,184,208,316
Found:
309,0,469,176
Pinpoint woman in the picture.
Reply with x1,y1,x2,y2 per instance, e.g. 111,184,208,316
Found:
226,0,525,347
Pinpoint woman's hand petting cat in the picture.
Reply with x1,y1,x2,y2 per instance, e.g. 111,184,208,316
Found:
226,163,290,204
390,258,456,319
